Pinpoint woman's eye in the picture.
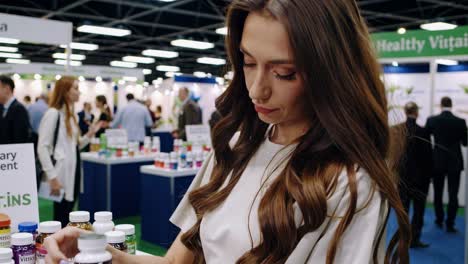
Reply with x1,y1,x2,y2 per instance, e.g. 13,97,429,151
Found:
243,62,256,68
274,72,297,81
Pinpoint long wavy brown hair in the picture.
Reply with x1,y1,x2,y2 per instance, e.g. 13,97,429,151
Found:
181,0,410,263
49,76,78,138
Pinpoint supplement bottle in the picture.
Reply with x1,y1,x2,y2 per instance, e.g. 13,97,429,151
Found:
104,231,127,252
67,211,92,231
93,212,114,235
0,214,11,248
74,234,112,264
11,233,35,264
0,248,14,264
18,222,38,240
114,224,136,255
170,152,178,170
186,152,193,169
35,221,61,264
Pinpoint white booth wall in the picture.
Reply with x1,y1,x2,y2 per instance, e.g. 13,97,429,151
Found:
13,79,49,103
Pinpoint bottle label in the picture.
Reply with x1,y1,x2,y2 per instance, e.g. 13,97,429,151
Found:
18,253,35,264
127,241,136,255
36,245,47,264
0,229,10,248
76,261,112,264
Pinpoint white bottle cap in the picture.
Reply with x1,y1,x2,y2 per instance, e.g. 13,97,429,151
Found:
0,248,12,261
78,234,106,251
69,211,90,223
94,211,113,222
38,221,62,234
114,224,135,236
11,233,33,246
105,231,125,244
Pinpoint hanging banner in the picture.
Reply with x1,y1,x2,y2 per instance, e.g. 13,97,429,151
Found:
0,13,72,45
372,25,468,58
0,144,39,233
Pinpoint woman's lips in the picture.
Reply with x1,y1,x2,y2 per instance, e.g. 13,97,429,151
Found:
254,105,278,114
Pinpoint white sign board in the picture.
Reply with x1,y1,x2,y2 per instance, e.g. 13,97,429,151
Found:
0,63,144,80
0,13,72,45
186,125,211,143
105,129,128,148
0,144,39,233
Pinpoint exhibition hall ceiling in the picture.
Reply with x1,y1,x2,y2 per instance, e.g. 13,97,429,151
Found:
0,0,467,81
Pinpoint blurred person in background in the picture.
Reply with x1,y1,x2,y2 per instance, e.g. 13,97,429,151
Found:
78,102,94,135
23,95,32,108
145,98,157,123
111,93,152,144
426,96,467,233
28,93,49,152
397,102,433,248
155,105,163,123
95,95,112,138
37,76,100,227
176,87,202,140
0,75,32,144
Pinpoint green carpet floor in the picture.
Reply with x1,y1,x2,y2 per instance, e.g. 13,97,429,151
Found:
38,198,167,256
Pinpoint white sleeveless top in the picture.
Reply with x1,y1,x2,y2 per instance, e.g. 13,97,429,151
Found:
170,132,387,263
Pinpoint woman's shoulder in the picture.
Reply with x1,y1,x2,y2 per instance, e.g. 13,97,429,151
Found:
43,108,60,120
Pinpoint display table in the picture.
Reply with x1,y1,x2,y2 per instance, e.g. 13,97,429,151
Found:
79,153,156,219
140,166,198,247
151,128,173,153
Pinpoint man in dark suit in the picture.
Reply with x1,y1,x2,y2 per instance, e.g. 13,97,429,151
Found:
177,87,202,140
426,97,467,233
398,102,433,248
0,75,31,144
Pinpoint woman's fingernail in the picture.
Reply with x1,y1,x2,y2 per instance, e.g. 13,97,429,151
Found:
59,260,73,264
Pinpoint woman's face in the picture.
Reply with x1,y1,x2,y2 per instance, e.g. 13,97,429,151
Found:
95,99,103,108
241,12,308,128
67,81,80,103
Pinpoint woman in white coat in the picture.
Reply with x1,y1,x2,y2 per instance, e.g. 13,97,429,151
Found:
38,76,99,227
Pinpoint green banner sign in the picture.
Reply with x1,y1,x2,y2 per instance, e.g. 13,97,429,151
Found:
371,25,468,58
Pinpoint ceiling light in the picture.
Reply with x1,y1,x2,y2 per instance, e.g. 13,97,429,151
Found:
142,49,179,58
0,37,20,44
165,72,182,78
0,46,18,53
118,79,125,85
123,56,155,64
34,74,42,80
55,75,62,80
110,61,137,68
397,27,406,34
95,76,103,82
54,59,82,66
143,69,152,75
420,22,457,31
435,59,458,66
156,65,180,72
12,74,20,80
143,82,149,87
60,42,99,51
193,71,207,78
77,25,131,37
52,53,86,60
158,0,177,2
392,61,399,67
171,39,214,50
79,76,85,82
6,58,30,64
0,52,22,58
197,57,226,65
123,76,138,82
216,27,227,35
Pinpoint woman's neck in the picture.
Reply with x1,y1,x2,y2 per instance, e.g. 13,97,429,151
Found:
270,120,310,145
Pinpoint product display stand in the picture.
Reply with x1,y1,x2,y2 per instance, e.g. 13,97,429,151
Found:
151,128,174,153
139,166,198,247
79,153,157,218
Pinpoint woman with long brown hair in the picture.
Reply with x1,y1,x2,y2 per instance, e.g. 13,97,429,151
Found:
95,95,112,137
44,0,410,263
38,76,99,227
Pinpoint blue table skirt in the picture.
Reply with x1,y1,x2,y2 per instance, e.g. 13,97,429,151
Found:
79,160,154,219
140,173,195,247
152,131,173,153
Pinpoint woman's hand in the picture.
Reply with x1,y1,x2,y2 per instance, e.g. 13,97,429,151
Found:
86,121,103,138
49,178,62,196
44,227,86,264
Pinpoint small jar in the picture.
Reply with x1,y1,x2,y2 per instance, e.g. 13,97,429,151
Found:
74,234,112,264
115,224,136,255
35,221,61,264
67,211,92,231
18,222,38,240
11,233,35,264
0,248,14,264
186,152,194,169
0,214,11,248
104,231,127,252
93,212,115,235
170,152,178,170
